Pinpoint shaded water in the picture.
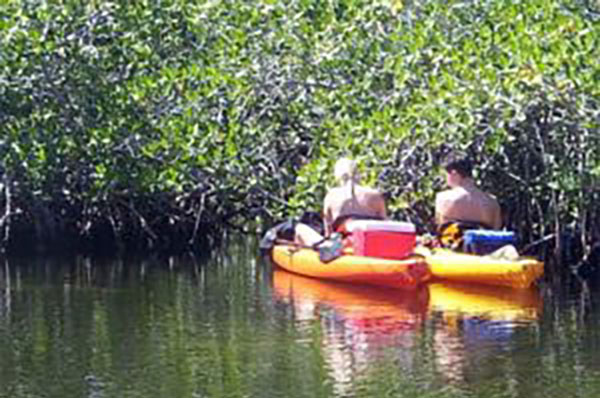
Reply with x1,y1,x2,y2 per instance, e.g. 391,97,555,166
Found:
1,238,600,398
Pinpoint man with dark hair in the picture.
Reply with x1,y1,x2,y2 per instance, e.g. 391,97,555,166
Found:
442,156,473,179
435,155,502,249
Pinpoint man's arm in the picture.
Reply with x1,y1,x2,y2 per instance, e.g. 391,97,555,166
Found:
323,193,333,236
434,192,446,227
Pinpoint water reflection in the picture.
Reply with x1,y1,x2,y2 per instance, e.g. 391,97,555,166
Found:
427,282,542,384
0,253,264,398
272,269,429,396
2,244,599,398
0,260,9,323
272,270,543,393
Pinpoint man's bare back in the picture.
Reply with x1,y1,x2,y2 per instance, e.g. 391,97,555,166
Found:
435,185,501,230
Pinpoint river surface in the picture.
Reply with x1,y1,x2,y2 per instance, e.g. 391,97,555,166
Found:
1,238,599,398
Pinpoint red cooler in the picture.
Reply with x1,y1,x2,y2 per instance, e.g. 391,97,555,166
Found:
345,220,416,259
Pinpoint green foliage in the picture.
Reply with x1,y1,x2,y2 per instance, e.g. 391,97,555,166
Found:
0,0,598,256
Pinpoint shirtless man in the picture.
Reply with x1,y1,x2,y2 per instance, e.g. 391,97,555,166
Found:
295,158,387,246
435,156,502,231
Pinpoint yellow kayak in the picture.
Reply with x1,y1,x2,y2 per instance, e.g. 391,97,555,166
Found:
271,244,430,290
416,247,544,289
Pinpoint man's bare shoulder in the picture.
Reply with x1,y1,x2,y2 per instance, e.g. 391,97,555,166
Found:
436,188,461,201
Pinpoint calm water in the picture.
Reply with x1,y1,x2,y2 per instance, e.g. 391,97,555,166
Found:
1,238,600,398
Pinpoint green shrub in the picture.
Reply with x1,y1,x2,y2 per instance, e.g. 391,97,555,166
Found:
0,0,598,259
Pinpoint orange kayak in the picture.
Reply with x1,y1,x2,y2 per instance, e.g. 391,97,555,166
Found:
270,244,430,290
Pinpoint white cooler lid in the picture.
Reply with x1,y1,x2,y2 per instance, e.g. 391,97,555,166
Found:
345,220,416,233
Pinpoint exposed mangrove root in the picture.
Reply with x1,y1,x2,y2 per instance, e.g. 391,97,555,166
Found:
0,175,10,253
189,193,206,246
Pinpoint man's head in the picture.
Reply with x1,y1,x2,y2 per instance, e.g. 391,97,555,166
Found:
443,155,472,187
334,158,360,184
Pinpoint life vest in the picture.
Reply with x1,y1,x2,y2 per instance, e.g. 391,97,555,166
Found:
437,220,493,251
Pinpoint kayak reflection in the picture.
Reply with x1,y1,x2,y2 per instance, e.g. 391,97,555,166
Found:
272,269,428,397
273,268,429,333
427,282,543,383
272,269,543,391
427,282,542,321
